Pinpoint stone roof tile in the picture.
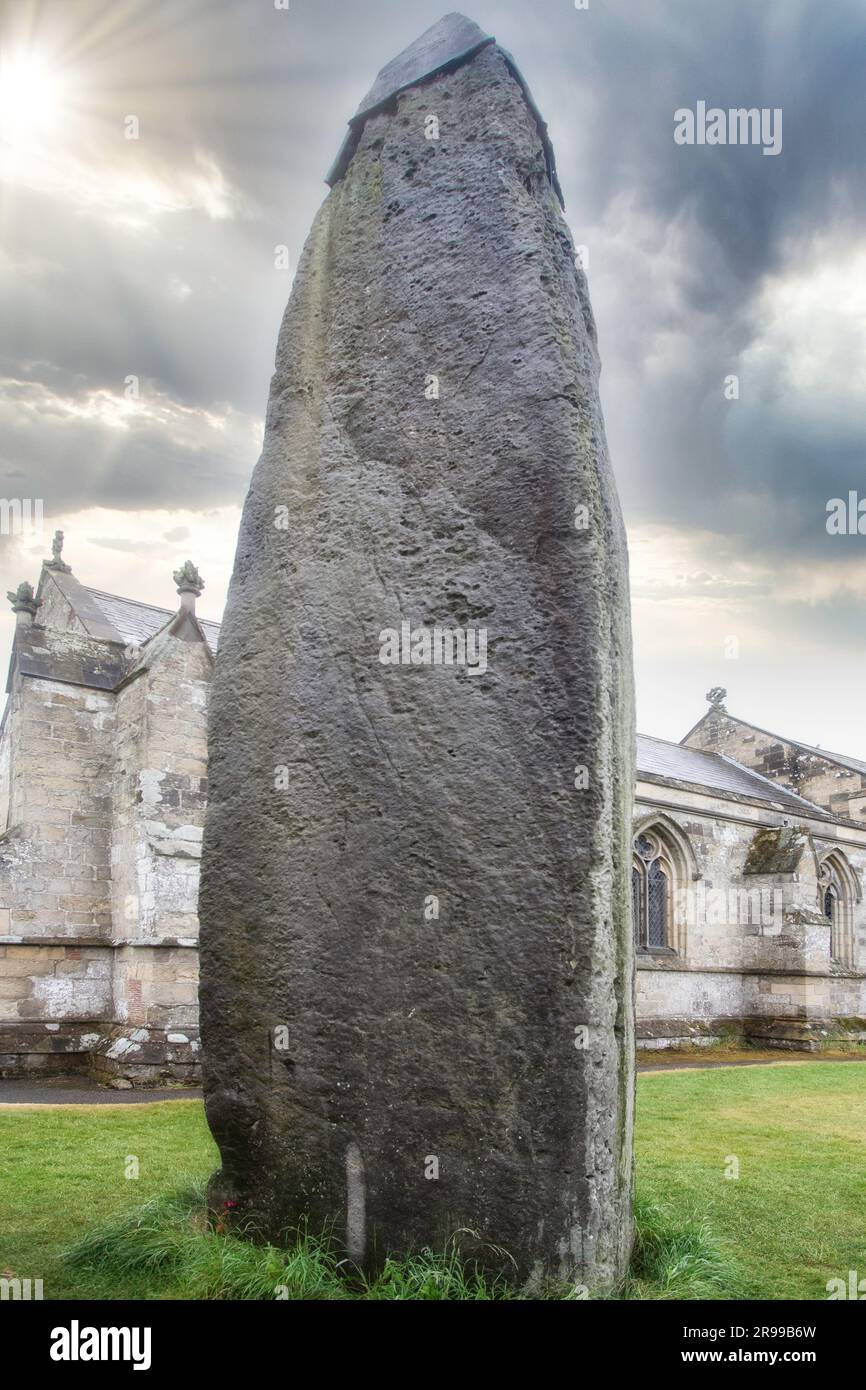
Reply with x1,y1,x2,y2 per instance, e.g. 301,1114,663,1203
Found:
636,733,826,816
84,589,220,652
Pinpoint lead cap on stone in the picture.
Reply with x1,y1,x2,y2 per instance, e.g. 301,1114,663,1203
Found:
324,11,563,203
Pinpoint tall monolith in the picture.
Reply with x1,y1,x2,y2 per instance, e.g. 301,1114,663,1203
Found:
200,12,635,1289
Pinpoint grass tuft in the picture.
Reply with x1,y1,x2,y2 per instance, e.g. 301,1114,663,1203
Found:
63,1183,350,1300
61,1182,744,1300
362,1235,516,1300
621,1195,746,1300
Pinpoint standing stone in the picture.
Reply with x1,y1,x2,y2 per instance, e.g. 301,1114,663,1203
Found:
200,12,635,1289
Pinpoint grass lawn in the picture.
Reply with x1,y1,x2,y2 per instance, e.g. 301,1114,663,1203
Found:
636,1061,866,1299
1,1061,864,1299
0,1101,218,1299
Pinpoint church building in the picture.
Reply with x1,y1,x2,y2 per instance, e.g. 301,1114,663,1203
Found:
0,538,864,1081
0,536,213,1082
636,699,866,1050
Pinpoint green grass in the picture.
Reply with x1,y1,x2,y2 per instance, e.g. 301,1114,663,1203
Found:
62,1184,353,1301
59,1184,737,1300
1,1060,864,1299
0,1100,217,1298
620,1195,747,1300
61,1183,521,1300
635,1061,866,1299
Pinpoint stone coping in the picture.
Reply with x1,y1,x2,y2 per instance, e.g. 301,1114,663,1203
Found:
635,960,864,978
0,937,198,948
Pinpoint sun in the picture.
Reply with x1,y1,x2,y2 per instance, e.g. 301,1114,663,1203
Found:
0,49,66,144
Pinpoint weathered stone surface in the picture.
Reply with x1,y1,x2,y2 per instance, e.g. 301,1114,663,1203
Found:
200,17,635,1287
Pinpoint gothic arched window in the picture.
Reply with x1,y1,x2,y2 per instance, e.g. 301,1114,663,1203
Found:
819,856,852,963
633,831,673,950
822,850,850,961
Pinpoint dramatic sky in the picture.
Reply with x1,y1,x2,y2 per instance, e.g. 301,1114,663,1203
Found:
1,0,864,752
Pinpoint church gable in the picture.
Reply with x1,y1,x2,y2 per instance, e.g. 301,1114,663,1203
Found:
682,690,866,822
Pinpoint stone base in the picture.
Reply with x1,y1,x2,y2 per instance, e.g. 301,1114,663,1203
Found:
94,1024,200,1083
743,1015,866,1052
636,1016,742,1049
637,1014,866,1053
0,1020,201,1084
0,1021,105,1078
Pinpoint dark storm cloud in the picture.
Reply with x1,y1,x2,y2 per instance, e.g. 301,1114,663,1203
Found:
499,0,866,568
560,0,866,287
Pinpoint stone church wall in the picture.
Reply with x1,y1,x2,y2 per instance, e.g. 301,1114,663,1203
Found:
98,630,209,1080
0,605,209,1080
635,783,866,1050
0,654,116,1072
0,661,115,944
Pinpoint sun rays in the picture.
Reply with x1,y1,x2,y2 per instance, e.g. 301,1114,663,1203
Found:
0,47,68,145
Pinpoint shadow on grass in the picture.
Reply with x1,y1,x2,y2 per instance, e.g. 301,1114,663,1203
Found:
61,1184,744,1301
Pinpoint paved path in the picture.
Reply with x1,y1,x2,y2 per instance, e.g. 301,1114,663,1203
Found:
639,1055,866,1073
2,1055,864,1101
0,1080,202,1105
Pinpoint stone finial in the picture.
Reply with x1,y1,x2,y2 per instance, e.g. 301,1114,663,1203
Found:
173,561,204,614
174,560,204,595
45,529,72,573
7,580,42,625
706,687,727,711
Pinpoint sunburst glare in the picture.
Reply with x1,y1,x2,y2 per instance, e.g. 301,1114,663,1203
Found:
0,48,68,145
